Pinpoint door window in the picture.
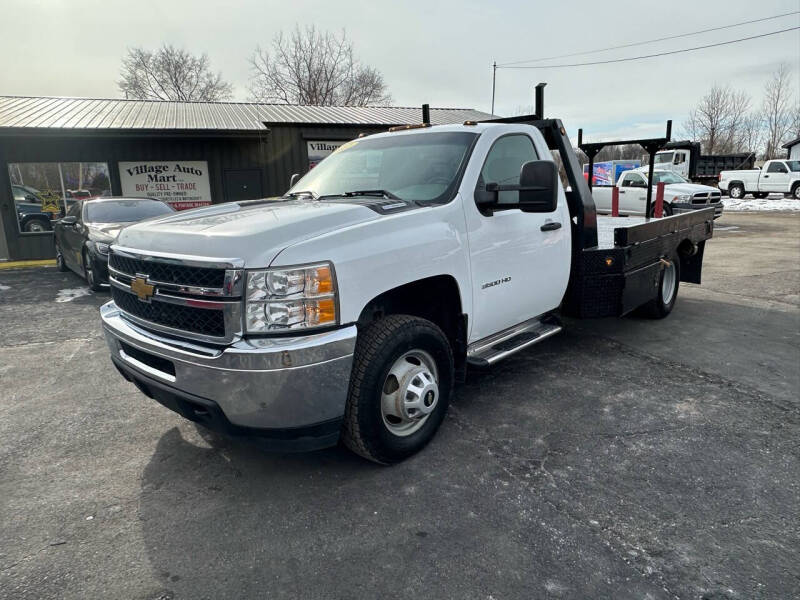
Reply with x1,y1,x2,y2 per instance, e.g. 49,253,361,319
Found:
621,173,646,188
766,162,787,173
479,135,538,205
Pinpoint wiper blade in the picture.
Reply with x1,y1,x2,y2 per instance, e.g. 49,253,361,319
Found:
341,189,401,200
282,190,317,199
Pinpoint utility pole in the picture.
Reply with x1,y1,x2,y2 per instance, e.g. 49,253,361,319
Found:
491,61,497,114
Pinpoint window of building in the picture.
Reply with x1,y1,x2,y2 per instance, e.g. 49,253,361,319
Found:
7,162,111,234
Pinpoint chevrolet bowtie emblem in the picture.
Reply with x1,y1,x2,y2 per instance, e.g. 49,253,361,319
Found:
130,275,155,303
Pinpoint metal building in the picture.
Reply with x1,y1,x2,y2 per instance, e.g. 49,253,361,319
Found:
0,97,492,261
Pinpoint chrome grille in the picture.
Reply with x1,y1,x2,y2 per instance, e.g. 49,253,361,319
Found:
109,254,225,288
108,247,244,343
111,286,225,337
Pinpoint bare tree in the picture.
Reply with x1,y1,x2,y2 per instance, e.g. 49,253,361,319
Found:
682,85,752,154
762,63,797,159
248,26,391,106
738,113,764,156
119,45,233,102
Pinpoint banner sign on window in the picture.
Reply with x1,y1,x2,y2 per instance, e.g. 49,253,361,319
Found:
119,161,212,210
307,141,347,169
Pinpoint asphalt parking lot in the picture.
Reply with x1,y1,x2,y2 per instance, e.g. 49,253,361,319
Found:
1,212,798,600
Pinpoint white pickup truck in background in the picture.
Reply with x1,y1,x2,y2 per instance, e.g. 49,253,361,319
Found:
592,169,723,218
719,159,800,199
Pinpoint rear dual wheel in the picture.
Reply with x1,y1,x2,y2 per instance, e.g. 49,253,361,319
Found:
641,251,680,319
342,315,453,464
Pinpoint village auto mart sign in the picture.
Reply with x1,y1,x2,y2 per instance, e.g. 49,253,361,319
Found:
118,161,212,210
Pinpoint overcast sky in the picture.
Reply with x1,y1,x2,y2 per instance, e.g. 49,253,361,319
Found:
1,0,798,141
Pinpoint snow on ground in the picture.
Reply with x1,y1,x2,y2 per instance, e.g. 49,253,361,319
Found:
55,287,91,303
722,193,800,211
0,283,10,291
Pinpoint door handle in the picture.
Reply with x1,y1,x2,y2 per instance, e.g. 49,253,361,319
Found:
763,175,769,178
619,190,626,194
540,221,562,232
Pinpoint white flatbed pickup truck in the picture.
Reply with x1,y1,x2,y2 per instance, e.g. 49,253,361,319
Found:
101,108,715,463
719,159,800,199
592,169,723,218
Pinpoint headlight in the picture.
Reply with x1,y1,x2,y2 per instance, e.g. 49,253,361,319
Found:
245,262,337,332
673,194,691,202
93,242,110,255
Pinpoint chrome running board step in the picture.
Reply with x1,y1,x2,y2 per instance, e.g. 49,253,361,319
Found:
466,316,563,367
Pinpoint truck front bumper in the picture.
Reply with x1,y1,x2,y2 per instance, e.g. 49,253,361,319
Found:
101,301,357,451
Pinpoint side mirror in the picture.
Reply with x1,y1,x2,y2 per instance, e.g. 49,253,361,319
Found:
60,216,77,226
517,160,558,212
479,160,559,214
289,173,300,189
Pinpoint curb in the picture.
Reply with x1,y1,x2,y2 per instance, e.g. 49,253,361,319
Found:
0,259,57,270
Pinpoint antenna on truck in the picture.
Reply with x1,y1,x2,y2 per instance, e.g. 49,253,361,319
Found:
578,120,672,220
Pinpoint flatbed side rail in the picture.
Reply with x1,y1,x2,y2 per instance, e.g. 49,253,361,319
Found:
614,207,715,246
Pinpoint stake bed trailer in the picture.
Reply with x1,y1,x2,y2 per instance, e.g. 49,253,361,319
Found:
100,84,714,463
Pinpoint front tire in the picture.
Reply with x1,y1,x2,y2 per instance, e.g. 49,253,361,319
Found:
650,202,673,217
792,184,800,200
342,315,454,464
23,217,50,233
641,252,680,319
83,249,103,292
55,243,69,272
728,183,745,199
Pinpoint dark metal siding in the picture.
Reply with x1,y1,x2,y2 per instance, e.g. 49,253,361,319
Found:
0,125,385,260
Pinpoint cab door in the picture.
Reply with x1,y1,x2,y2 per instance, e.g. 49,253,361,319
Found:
463,132,571,342
763,161,789,193
618,172,648,214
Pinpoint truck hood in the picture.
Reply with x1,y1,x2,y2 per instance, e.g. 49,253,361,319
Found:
114,198,380,267
658,182,718,195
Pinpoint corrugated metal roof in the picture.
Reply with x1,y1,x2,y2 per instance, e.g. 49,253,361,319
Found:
0,96,495,131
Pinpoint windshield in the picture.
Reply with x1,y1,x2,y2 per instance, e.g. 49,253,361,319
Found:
85,200,174,223
655,152,674,164
788,161,800,172
652,171,689,184
286,131,478,203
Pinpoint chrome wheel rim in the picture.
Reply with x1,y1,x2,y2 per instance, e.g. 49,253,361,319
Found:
730,186,742,199
380,349,439,437
56,246,63,268
662,260,677,305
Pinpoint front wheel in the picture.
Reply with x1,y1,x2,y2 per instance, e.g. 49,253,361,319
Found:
792,185,800,200
641,252,680,319
342,315,454,464
23,217,50,233
55,243,69,272
83,249,103,292
650,202,673,217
